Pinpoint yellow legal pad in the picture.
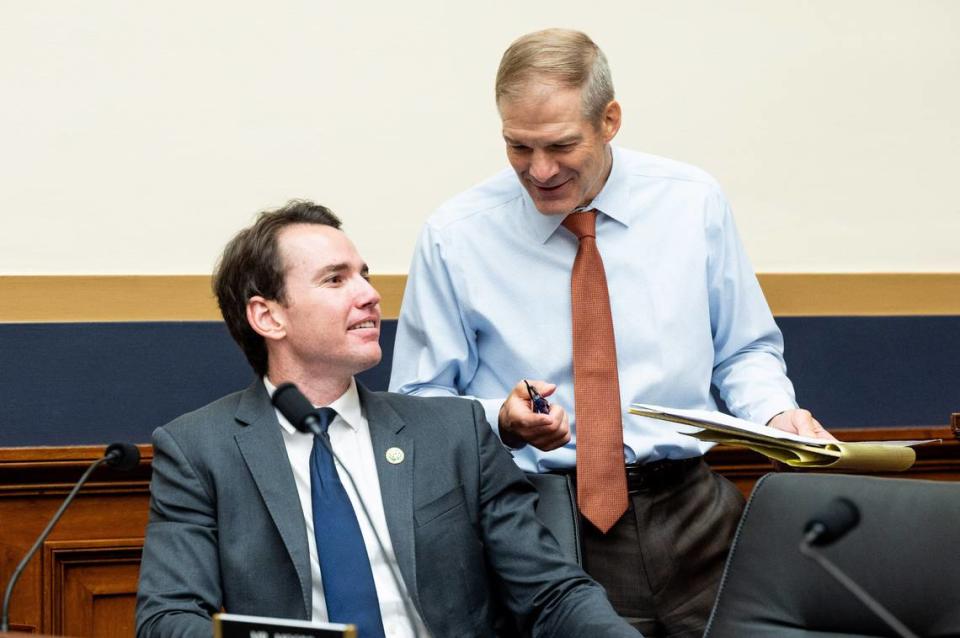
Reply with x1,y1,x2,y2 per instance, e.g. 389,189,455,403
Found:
628,404,935,472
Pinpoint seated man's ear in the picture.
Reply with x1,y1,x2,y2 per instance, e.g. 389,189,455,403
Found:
247,296,286,341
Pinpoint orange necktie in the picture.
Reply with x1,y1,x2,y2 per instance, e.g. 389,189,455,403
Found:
563,210,628,533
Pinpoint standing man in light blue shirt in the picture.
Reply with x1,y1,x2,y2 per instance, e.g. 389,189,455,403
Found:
390,28,833,637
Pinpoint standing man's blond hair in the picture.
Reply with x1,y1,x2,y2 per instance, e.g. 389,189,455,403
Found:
495,28,615,125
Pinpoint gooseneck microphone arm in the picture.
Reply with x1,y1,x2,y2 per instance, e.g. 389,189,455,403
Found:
799,497,918,638
1,442,140,632
272,383,422,638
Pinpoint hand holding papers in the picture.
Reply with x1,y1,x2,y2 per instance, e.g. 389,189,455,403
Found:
628,404,936,471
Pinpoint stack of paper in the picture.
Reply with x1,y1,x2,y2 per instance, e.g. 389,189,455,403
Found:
628,404,936,471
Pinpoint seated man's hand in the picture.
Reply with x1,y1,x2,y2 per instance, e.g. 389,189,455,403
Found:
768,408,836,441
498,380,570,451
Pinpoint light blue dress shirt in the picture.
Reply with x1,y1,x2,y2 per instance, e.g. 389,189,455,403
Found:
390,146,798,473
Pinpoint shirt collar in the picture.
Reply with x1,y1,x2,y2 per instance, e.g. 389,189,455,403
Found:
522,195,567,244
585,145,631,227
520,144,630,244
264,376,362,435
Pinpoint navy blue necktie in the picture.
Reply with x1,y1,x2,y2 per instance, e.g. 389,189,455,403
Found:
310,407,385,638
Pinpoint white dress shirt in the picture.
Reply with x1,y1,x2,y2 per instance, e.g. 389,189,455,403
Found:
264,377,428,638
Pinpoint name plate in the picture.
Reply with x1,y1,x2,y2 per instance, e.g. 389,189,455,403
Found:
214,612,357,638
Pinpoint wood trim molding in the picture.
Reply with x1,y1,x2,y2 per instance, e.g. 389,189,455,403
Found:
0,274,407,322
2,273,958,323
1,275,219,323
0,444,154,464
1,429,957,492
758,273,960,317
0,444,153,497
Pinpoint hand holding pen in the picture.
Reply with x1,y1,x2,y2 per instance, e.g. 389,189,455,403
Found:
524,379,551,414
497,379,570,452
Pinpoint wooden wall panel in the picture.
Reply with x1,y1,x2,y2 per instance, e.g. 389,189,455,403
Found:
0,433,957,635
44,539,142,637
0,446,151,636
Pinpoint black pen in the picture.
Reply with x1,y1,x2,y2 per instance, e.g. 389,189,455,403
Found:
523,379,551,414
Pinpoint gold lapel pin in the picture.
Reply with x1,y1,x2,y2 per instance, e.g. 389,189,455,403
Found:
385,447,405,465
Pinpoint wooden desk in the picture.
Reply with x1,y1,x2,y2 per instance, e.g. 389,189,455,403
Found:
2,426,959,636
0,446,152,637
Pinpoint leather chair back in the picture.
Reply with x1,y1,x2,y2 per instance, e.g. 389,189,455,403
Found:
526,472,582,566
705,472,960,637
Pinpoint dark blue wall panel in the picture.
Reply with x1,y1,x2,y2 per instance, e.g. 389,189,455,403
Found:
779,316,959,428
0,322,396,446
0,317,955,446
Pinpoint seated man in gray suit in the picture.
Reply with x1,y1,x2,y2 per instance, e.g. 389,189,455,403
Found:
135,200,639,638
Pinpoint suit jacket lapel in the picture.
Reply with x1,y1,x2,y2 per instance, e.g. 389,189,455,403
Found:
358,384,420,611
233,381,312,618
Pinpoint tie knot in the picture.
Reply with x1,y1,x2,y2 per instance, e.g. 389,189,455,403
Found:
562,210,597,239
315,406,338,434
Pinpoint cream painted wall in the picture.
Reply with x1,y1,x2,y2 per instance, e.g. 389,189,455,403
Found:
1,1,958,275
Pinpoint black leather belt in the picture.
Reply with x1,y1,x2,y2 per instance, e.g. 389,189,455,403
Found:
559,457,703,494
624,457,702,493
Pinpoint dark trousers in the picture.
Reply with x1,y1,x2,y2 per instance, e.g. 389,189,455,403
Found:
580,460,745,638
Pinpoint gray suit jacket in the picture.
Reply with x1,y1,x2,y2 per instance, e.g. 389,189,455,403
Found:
135,381,637,637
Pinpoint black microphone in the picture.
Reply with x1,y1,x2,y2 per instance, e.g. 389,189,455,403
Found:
803,496,859,546
0,442,141,632
799,498,918,638
271,383,422,637
272,383,329,438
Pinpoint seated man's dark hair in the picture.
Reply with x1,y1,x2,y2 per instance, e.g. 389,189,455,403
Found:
213,200,342,376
